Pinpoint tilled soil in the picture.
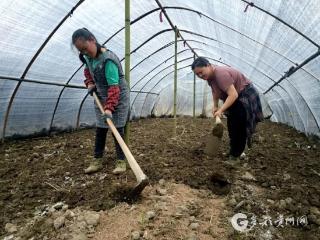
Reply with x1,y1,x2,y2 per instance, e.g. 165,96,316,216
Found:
0,118,319,239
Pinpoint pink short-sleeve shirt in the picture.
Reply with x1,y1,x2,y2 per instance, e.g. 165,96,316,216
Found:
208,66,251,101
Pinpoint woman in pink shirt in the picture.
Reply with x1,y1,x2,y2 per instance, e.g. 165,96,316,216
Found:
192,57,263,160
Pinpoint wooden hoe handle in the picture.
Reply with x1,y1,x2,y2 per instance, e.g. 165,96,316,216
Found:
92,92,147,182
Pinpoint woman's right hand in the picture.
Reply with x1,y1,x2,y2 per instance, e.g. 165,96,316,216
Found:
212,106,218,115
87,84,96,96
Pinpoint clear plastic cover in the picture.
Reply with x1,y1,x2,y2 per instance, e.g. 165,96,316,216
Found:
0,0,319,138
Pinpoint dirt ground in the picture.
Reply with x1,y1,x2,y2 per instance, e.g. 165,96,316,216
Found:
1,117,320,239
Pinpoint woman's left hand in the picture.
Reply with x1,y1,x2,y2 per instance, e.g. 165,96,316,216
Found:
104,109,112,115
102,109,113,121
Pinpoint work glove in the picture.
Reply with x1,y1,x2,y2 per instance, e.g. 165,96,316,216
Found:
101,111,113,122
87,85,97,96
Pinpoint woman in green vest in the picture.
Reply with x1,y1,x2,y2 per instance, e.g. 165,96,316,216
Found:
72,28,130,174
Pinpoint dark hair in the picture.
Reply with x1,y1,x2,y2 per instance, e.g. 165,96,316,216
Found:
72,28,102,57
72,28,96,44
191,57,210,70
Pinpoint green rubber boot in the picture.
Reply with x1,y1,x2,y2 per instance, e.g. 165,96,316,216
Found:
112,160,127,175
84,159,103,174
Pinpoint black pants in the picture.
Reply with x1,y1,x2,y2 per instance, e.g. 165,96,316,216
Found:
94,127,125,160
227,100,247,157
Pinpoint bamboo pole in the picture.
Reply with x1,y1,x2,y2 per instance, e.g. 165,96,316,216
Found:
202,83,208,117
124,0,130,144
193,54,196,119
173,26,178,137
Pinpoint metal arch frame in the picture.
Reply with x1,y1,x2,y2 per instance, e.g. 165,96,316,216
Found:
151,77,265,117
128,29,285,92
0,76,85,89
2,1,318,139
75,90,159,128
156,77,264,96
263,51,320,131
120,27,320,88
48,67,87,133
182,39,276,87
57,8,169,129
160,6,320,71
129,13,320,94
138,56,227,116
131,48,191,88
75,41,198,127
163,5,319,48
30,15,176,133
179,34,320,132
137,40,289,117
127,28,289,95
180,30,320,127
138,64,192,117
71,4,320,129
271,84,306,132
161,5,320,84
188,43,316,132
127,27,298,97
267,92,287,124
150,72,290,122
66,8,168,87
131,53,227,115
132,56,194,90
149,52,316,133
119,29,172,60
50,28,173,131
181,29,320,83
152,4,320,116
274,85,305,131
139,46,298,121
130,39,206,72
264,49,320,93
69,3,320,104
74,40,201,126
131,48,202,90
270,88,299,128
130,57,195,114
1,0,85,141
142,41,275,92
272,78,320,133
53,11,211,132
239,0,320,48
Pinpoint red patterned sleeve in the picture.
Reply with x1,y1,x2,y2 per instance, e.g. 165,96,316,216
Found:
104,86,120,112
83,68,94,87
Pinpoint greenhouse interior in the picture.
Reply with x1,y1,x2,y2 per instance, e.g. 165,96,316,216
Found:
0,0,319,239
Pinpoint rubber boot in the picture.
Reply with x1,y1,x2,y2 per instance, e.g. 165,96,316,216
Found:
112,160,127,175
85,159,103,174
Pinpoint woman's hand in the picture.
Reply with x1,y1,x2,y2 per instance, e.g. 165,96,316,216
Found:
104,109,112,117
102,109,113,122
87,84,96,96
212,106,218,115
213,109,223,118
